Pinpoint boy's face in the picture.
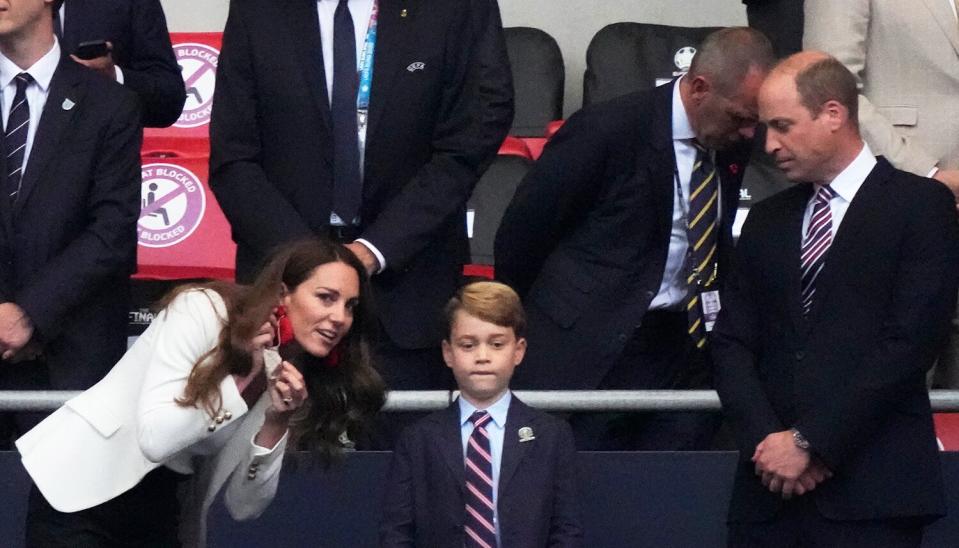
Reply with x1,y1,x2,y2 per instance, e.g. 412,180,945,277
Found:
442,310,526,407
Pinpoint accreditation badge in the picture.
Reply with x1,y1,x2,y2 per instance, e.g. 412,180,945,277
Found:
701,290,721,332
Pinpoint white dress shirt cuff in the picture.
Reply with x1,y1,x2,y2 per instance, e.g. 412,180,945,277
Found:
251,429,289,455
354,238,386,273
114,65,124,84
928,166,940,179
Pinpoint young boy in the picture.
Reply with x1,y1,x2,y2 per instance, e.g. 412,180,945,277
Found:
379,281,583,547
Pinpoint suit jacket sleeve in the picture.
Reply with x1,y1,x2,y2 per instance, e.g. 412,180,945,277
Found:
134,290,251,463
359,7,506,271
795,181,959,469
548,421,584,547
379,429,417,547
804,0,939,175
494,110,605,297
116,0,186,128
469,0,514,174
15,90,141,343
208,3,315,259
710,207,786,453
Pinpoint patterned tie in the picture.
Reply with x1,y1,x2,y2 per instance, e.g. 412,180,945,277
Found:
685,142,719,349
800,185,836,315
331,0,362,225
5,73,32,204
464,410,497,548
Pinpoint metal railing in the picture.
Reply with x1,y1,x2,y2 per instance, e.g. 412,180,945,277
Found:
2,390,959,412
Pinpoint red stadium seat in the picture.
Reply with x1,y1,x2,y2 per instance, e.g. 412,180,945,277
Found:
934,413,959,451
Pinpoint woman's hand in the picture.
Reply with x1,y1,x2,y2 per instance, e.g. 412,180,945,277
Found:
266,361,308,416
255,361,309,449
234,315,277,395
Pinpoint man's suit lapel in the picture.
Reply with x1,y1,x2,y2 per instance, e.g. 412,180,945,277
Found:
806,159,891,324
920,0,959,59
780,185,813,334
12,58,84,218
366,0,415,146
645,82,678,237
284,0,332,131
498,397,534,495
436,402,466,497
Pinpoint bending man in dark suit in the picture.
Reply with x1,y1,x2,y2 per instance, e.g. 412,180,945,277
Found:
56,0,186,127
0,0,142,446
210,0,512,435
494,28,774,450
713,52,959,546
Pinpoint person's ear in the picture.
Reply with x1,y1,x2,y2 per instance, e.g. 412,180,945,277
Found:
441,339,454,370
513,337,527,366
820,99,847,132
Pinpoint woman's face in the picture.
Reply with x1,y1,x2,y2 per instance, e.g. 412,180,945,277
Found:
281,261,360,358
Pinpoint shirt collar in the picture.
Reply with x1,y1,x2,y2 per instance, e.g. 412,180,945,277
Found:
458,390,512,429
0,38,60,93
671,75,696,141
823,142,876,203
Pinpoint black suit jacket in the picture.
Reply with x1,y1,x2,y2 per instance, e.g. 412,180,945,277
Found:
380,396,582,547
210,0,510,350
494,81,749,389
0,57,141,389
60,0,186,127
711,157,959,522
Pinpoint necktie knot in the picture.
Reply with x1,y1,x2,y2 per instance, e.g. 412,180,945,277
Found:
815,184,835,200
469,410,491,427
14,73,32,91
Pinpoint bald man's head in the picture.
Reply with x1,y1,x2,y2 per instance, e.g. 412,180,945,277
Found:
759,52,863,184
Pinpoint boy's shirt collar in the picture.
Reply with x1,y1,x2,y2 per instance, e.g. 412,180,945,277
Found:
458,390,512,429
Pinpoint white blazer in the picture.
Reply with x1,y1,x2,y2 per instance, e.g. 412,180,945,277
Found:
16,289,288,547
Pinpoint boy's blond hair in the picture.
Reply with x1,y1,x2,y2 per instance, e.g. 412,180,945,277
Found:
444,281,526,338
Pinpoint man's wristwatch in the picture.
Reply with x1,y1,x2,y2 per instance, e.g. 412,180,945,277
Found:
790,428,810,450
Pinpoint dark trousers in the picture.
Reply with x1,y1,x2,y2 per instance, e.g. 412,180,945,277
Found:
0,357,52,450
569,310,721,451
26,466,188,547
745,0,805,59
728,496,924,548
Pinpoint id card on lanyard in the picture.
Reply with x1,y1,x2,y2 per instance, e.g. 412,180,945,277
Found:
356,0,379,172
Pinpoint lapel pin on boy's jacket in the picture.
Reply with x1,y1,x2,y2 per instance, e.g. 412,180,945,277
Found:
400,8,408,17
62,98,75,111
518,426,535,442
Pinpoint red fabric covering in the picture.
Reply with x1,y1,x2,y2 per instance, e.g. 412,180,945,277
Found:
934,413,959,451
498,136,533,160
462,264,495,279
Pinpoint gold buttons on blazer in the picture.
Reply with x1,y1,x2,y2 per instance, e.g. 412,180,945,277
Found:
207,410,233,432
247,463,260,480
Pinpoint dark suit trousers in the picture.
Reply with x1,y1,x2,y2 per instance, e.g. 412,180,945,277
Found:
727,496,924,548
25,466,188,548
0,358,51,449
569,311,721,450
745,0,804,59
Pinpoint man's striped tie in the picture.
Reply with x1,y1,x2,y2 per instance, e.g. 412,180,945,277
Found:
464,410,497,548
685,143,719,349
800,184,836,315
5,73,31,204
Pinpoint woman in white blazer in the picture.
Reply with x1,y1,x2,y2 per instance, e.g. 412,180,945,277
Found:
16,239,386,547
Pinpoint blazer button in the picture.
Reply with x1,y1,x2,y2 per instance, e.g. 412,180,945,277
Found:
618,333,628,342
247,472,257,480
223,411,233,420
795,351,806,361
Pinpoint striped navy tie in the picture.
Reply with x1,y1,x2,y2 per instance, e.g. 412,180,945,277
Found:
464,410,497,548
685,142,719,348
800,184,837,315
5,73,32,204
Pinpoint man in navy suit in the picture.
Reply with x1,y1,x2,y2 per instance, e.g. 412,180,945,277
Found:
495,28,774,450
0,0,142,446
210,1,512,421
713,52,959,546
55,0,185,128
380,282,582,547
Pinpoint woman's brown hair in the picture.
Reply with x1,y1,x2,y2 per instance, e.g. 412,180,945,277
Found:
161,238,386,460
